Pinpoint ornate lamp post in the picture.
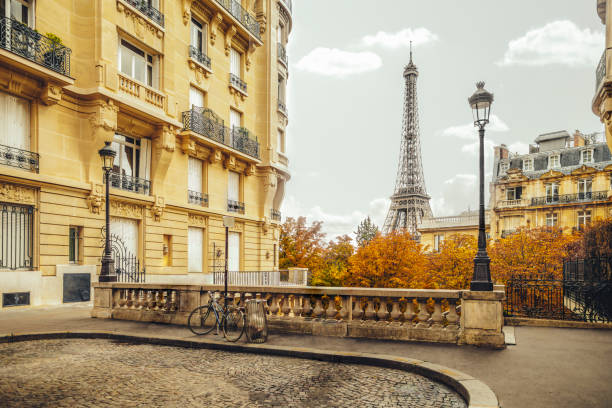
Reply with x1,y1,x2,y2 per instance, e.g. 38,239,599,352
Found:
98,142,117,283
468,82,494,291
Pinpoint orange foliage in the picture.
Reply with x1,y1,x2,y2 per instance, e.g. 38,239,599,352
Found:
311,235,354,287
279,217,326,275
427,234,477,289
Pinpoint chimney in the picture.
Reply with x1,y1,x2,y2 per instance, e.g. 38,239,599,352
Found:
573,130,585,147
495,144,509,160
529,144,539,153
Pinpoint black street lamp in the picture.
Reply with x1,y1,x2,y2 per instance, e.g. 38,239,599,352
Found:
468,82,494,291
98,142,117,283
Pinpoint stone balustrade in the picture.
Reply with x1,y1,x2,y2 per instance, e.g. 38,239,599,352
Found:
92,283,506,347
118,73,166,110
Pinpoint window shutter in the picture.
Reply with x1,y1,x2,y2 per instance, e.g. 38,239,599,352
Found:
188,227,203,273
0,92,30,150
230,48,240,77
189,86,204,109
228,171,240,201
230,108,241,130
138,138,152,181
228,232,240,271
188,157,203,193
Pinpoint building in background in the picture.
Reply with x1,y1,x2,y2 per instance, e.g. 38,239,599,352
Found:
490,131,612,240
0,0,292,307
593,0,612,151
418,210,490,252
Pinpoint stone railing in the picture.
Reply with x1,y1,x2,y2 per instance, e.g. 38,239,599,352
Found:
497,199,527,208
118,73,166,110
420,213,490,229
212,268,307,287
92,284,506,347
596,49,606,91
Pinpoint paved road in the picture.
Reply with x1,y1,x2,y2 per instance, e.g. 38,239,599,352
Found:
0,338,465,408
1,304,612,408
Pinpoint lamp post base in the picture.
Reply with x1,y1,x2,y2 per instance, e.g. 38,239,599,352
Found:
470,256,493,291
99,257,116,283
99,274,117,283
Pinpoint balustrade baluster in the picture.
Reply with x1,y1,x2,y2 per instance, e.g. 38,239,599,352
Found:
312,296,324,319
416,298,431,327
352,297,363,321
446,299,459,328
338,296,349,321
291,295,302,317
301,295,312,319
404,298,415,325
390,299,402,324
431,299,443,328
377,298,389,324
281,294,291,318
364,298,376,323
269,294,280,317
325,296,337,320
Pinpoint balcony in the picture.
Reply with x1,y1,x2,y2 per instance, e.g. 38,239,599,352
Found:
0,17,71,77
188,45,211,70
531,191,608,206
188,190,209,207
118,73,166,110
229,73,247,94
110,172,151,195
0,144,39,173
497,199,527,209
277,42,288,66
271,209,281,221
596,50,606,91
277,101,288,117
227,199,245,214
123,0,164,27
420,213,490,230
215,0,261,41
182,107,260,159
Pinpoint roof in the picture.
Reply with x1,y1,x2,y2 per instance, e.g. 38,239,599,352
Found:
534,131,570,143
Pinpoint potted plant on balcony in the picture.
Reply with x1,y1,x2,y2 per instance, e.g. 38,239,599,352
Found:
43,33,65,71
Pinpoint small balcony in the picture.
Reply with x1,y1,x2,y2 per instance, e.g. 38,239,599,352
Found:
0,144,39,173
110,172,151,196
215,0,261,41
596,50,606,91
123,0,164,27
271,209,281,221
497,199,527,209
118,73,166,110
229,73,247,94
188,45,211,70
277,101,288,117
277,42,288,66
0,17,71,77
531,191,608,206
188,190,209,207
227,199,245,214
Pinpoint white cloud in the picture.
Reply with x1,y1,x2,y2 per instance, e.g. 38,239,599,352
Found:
296,47,382,77
498,20,604,67
461,139,496,157
362,28,438,49
507,141,529,155
442,115,509,140
430,173,492,217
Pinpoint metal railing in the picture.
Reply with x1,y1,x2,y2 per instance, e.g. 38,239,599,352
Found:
231,127,259,158
213,269,308,287
188,190,208,207
227,199,245,213
0,203,34,270
531,191,608,206
596,50,606,90
0,17,71,76
277,42,287,65
0,144,39,173
109,172,151,196
188,45,211,70
123,0,164,27
564,257,612,282
278,101,287,116
271,209,281,221
229,73,247,93
215,0,261,40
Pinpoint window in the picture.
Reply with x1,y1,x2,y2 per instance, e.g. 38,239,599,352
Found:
228,171,240,202
546,213,558,227
549,154,560,168
0,202,33,270
506,186,522,201
500,162,509,173
278,75,286,105
230,48,241,79
434,234,444,252
188,157,203,194
2,0,33,26
188,227,204,273
277,23,284,43
69,226,82,264
578,211,591,229
118,39,157,88
190,18,206,55
277,129,285,153
111,134,151,183
230,108,241,130
163,234,172,266
523,158,533,171
577,179,592,200
581,149,594,164
0,91,30,151
189,86,204,109
110,217,138,257
545,183,559,203
228,231,240,271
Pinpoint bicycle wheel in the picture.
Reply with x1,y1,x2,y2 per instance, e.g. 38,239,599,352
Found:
223,308,245,342
188,305,217,335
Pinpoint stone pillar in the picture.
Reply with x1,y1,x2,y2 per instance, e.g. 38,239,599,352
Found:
91,285,113,319
459,290,505,349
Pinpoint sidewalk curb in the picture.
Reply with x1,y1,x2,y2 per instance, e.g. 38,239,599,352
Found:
0,330,499,408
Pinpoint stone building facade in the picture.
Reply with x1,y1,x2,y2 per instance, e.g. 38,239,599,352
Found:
490,131,612,240
0,0,292,307
593,0,612,151
418,210,490,252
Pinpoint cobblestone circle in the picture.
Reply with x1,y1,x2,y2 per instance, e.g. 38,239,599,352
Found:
0,339,466,407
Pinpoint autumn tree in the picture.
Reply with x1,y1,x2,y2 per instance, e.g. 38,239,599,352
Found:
348,230,429,288
354,217,379,247
428,234,477,289
580,218,612,259
279,217,326,275
311,235,354,287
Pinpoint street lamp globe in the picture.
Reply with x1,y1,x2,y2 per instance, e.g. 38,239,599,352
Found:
468,82,494,127
98,142,116,172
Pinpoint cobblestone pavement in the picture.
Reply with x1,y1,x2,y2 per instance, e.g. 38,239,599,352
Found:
0,339,465,408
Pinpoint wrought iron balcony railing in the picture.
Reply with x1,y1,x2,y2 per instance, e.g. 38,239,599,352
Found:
182,107,260,159
0,143,39,173
215,0,261,40
188,45,211,70
228,199,245,214
596,50,606,91
531,191,608,206
277,42,288,66
229,73,247,93
188,190,209,207
271,209,281,221
123,0,164,27
0,17,71,76
109,172,151,195
278,101,287,116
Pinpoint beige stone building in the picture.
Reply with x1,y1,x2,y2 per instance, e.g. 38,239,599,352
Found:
0,0,293,307
593,0,612,151
418,210,490,252
490,131,612,240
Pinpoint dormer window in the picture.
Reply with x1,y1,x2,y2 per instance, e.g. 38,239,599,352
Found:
581,149,594,164
500,162,509,173
549,154,560,168
523,158,533,172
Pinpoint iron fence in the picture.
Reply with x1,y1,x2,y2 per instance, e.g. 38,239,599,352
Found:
0,17,71,75
215,0,261,40
231,127,259,158
188,45,211,69
531,191,608,206
0,203,34,270
227,199,245,214
123,0,164,27
278,101,287,116
109,172,151,196
229,73,247,93
0,143,39,172
564,257,612,282
103,233,146,283
596,50,606,90
277,42,288,65
188,190,209,207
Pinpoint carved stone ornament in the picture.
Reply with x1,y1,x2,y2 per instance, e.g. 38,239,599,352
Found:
209,149,223,164
262,219,270,234
151,196,165,222
224,25,237,56
188,59,211,82
228,85,247,102
210,13,223,46
87,183,105,214
245,42,257,71
117,0,163,38
223,155,237,170
182,0,194,24
230,222,244,233
156,125,176,153
188,213,207,227
89,100,119,133
179,133,196,155
0,182,36,205
40,83,62,105
263,171,277,192
110,200,144,218
245,163,256,176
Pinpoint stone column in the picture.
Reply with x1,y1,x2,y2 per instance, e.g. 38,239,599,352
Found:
459,290,505,349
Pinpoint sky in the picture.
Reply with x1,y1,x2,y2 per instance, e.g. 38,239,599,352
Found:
280,0,605,239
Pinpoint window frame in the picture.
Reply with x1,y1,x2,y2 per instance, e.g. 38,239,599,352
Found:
118,38,158,89
577,178,593,199
499,161,509,174
227,170,241,202
68,226,82,264
3,0,34,27
230,47,242,79
190,17,207,55
545,182,559,203
549,154,560,169
506,186,522,201
523,158,533,172
545,213,558,227
577,210,591,229
581,149,594,164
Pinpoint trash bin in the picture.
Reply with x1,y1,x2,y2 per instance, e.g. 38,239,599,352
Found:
245,299,268,343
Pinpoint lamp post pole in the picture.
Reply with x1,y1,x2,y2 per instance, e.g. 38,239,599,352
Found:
223,216,235,308
99,142,116,283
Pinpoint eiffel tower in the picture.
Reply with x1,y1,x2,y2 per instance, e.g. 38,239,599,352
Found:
382,46,432,236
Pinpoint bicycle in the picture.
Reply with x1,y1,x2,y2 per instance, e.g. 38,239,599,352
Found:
188,291,245,342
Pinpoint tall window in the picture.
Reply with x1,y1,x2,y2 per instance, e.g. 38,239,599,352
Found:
577,179,592,200
230,108,242,130
2,0,33,26
188,156,203,196
523,158,533,171
228,231,240,271
119,39,157,88
277,129,285,153
581,149,594,164
546,213,558,227
110,217,138,257
578,211,591,229
189,86,204,109
545,183,559,203
549,154,560,168
111,134,151,181
500,162,509,174
228,171,240,202
188,227,203,273
69,226,82,264
434,234,444,252
190,18,206,55
0,91,30,150
230,48,241,79
0,202,33,270
506,186,522,201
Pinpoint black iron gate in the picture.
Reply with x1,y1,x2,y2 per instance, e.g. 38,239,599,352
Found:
101,231,145,283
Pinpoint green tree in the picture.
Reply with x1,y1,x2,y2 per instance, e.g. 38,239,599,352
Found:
354,216,379,248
